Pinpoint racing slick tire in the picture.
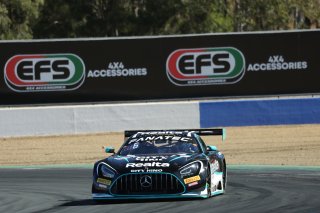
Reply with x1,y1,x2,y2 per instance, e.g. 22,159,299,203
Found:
223,160,227,192
206,167,212,198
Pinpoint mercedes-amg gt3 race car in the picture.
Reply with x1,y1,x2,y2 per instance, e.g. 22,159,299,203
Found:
92,129,227,200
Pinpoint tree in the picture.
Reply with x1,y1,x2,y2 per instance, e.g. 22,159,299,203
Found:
0,0,43,40
34,0,139,38
33,0,234,38
33,0,89,39
230,0,292,31
78,0,135,37
2,0,320,40
230,0,320,31
110,0,233,35
149,0,233,34
288,0,320,28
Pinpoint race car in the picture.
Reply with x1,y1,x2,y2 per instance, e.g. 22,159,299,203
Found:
92,129,227,200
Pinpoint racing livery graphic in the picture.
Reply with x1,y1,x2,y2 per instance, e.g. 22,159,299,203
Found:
166,47,245,86
92,129,227,200
4,54,85,92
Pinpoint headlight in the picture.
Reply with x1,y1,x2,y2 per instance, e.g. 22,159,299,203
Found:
180,162,200,176
101,164,115,178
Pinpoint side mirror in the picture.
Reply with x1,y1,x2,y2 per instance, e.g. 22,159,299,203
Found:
104,147,115,154
206,145,217,151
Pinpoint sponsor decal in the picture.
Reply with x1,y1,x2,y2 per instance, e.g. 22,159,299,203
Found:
133,131,185,136
5,54,85,92
131,169,163,173
188,181,198,187
133,143,139,149
87,62,147,78
128,135,192,144
210,160,220,173
126,162,170,168
98,184,107,189
135,156,167,161
97,178,111,185
247,55,308,71
184,175,201,184
166,47,245,86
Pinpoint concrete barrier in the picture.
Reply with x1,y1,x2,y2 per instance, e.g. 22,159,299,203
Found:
0,101,200,137
1,97,320,137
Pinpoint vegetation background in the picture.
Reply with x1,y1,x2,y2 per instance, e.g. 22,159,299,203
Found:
0,0,320,40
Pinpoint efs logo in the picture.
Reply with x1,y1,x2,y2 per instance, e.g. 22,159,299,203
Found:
4,54,85,92
166,47,245,86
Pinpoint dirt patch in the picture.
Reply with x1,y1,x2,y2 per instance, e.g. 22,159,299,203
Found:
1,124,320,166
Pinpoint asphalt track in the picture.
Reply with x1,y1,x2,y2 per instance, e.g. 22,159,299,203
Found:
0,167,319,213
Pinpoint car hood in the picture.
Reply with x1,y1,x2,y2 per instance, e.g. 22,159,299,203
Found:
102,153,203,173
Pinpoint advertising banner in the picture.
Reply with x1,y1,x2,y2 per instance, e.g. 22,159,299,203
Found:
0,30,319,105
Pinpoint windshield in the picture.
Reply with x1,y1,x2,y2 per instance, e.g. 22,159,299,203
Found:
119,135,200,155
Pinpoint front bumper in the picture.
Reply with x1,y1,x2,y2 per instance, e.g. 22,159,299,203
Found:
92,187,209,200
93,171,209,199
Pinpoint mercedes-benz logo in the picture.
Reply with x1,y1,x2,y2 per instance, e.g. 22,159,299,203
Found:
140,175,152,187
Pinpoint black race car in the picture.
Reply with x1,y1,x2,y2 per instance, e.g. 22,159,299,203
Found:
92,129,227,199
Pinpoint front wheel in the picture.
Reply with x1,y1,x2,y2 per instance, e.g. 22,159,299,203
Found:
206,168,212,198
222,160,227,192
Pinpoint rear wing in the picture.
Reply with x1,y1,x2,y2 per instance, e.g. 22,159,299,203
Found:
124,128,226,141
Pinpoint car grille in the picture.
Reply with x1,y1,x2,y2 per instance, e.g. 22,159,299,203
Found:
110,173,185,195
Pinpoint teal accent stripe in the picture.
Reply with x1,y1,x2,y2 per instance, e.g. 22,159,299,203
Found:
114,157,129,163
213,172,223,175
212,190,224,196
169,156,184,162
93,194,207,200
222,128,226,141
